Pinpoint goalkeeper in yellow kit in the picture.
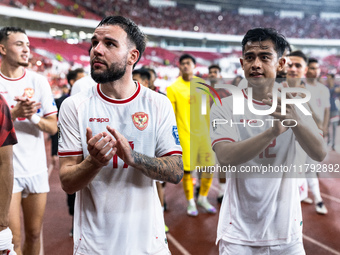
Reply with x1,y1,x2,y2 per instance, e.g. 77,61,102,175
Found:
167,54,216,216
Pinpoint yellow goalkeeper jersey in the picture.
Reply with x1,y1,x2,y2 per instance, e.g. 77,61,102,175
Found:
167,76,214,171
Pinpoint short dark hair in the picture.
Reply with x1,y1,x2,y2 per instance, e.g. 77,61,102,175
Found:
208,64,221,72
67,68,85,84
0,26,26,43
288,50,308,64
327,73,335,79
97,16,146,68
308,57,318,66
242,28,288,58
179,54,196,65
232,75,243,85
284,42,292,55
132,68,151,81
147,68,156,77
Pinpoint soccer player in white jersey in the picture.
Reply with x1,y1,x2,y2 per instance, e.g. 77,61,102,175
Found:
306,58,330,138
287,52,330,214
70,75,96,96
306,57,330,214
0,27,58,255
0,94,18,255
210,28,326,254
58,16,183,254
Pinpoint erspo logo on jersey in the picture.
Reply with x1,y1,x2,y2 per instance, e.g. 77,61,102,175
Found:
89,118,110,123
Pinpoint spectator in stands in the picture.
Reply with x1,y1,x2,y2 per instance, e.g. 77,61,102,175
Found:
6,0,340,39
326,73,340,151
70,0,340,39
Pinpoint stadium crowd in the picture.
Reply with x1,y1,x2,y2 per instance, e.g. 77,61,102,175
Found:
3,0,340,39
1,1,340,253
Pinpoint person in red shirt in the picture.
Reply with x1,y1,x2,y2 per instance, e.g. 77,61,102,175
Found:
0,94,18,255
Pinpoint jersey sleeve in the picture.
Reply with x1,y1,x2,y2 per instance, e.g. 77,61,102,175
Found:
155,97,182,157
210,100,239,149
58,97,83,157
39,76,58,117
0,95,17,147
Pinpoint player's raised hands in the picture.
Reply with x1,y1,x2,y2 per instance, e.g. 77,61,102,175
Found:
86,127,116,167
262,86,299,136
106,126,134,166
12,96,41,120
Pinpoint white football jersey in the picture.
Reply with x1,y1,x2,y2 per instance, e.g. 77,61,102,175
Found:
305,82,330,122
58,82,181,254
0,69,57,177
210,87,317,246
70,75,96,96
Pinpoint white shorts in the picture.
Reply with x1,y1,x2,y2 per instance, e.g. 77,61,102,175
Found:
219,238,305,255
13,171,50,198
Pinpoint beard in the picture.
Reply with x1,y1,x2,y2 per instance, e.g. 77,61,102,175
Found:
91,59,127,84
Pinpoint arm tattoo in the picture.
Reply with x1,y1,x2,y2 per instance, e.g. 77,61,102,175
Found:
131,151,183,184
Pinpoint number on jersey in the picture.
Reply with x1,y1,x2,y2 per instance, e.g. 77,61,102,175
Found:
112,141,134,168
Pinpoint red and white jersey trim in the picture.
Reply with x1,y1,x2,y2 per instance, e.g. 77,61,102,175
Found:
160,150,182,157
44,111,58,117
0,69,26,81
97,82,141,104
58,151,83,157
242,89,266,105
211,137,235,147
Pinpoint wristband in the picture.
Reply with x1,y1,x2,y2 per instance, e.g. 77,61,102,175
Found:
30,114,41,125
0,227,16,254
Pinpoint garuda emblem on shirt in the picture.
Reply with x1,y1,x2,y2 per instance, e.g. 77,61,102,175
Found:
23,88,35,99
132,112,149,131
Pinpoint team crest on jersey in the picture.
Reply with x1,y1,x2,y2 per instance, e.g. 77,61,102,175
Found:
23,88,35,99
132,112,149,131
